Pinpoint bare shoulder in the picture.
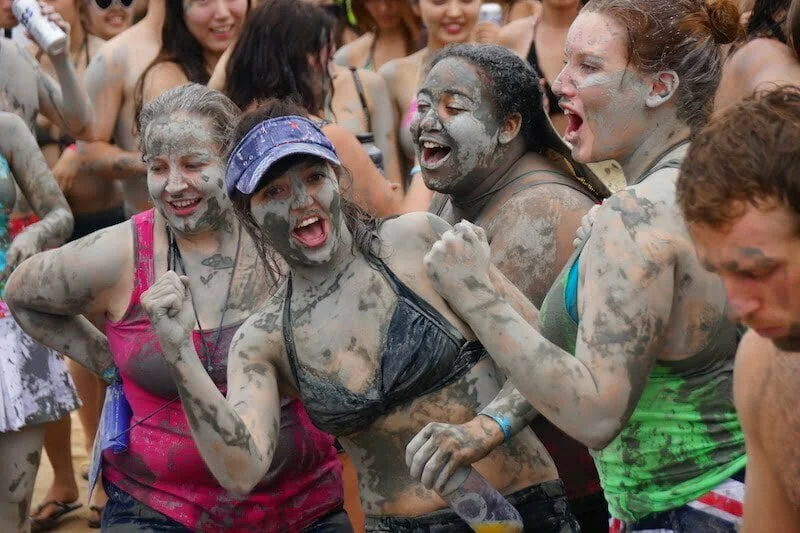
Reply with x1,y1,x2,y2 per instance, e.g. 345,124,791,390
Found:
141,61,188,102
734,330,775,432
378,52,419,85
334,34,371,67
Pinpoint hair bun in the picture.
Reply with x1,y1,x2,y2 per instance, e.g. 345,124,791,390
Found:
704,0,740,44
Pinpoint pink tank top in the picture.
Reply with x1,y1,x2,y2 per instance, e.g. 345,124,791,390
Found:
104,210,344,532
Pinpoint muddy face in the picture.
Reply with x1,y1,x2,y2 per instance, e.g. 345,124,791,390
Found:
691,203,800,352
411,57,507,196
249,158,343,268
143,112,231,235
553,11,653,164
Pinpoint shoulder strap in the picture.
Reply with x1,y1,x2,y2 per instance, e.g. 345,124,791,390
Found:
349,67,372,132
131,210,155,299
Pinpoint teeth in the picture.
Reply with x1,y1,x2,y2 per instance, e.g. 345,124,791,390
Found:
297,216,319,228
423,141,443,149
211,25,232,33
171,199,197,208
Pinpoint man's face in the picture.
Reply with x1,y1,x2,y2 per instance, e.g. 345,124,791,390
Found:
691,203,800,352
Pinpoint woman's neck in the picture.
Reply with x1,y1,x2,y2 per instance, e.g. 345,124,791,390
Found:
619,116,691,185
203,49,223,78
451,143,528,217
540,3,580,27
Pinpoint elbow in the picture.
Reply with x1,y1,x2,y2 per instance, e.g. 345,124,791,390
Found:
580,416,624,451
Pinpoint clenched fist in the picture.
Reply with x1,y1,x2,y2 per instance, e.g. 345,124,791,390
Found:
141,271,195,357
423,220,494,315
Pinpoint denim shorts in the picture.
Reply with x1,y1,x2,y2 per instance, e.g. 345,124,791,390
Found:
365,479,581,532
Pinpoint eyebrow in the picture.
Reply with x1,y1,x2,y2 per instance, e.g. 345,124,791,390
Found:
417,87,475,100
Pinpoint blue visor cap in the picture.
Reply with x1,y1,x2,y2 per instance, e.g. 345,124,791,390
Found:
226,115,341,196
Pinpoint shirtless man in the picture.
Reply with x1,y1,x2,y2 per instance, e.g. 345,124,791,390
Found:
677,86,800,533
68,0,165,214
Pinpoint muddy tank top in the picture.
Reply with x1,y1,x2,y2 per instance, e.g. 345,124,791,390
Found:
103,209,344,532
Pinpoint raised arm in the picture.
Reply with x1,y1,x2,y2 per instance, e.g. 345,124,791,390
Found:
5,220,130,380
425,191,675,450
140,272,284,496
0,113,73,276
12,36,92,140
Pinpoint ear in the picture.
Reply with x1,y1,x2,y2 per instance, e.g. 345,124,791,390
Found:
646,71,679,109
499,112,523,145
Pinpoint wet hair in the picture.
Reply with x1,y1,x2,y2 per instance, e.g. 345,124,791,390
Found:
350,0,421,56
429,44,549,153
135,0,250,124
583,0,741,132
746,0,789,41
677,85,800,230
224,0,336,113
228,98,381,282
138,83,240,159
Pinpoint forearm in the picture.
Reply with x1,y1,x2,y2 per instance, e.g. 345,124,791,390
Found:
77,142,146,181
7,307,115,381
51,57,93,140
457,293,614,449
21,206,73,249
167,341,276,495
479,379,538,441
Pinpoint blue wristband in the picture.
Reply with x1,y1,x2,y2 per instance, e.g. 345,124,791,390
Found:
479,412,513,443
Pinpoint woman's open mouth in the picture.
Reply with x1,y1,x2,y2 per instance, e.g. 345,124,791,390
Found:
420,140,452,170
168,198,202,216
564,110,585,144
291,215,329,248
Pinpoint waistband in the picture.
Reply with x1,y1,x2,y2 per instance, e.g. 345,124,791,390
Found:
365,479,566,529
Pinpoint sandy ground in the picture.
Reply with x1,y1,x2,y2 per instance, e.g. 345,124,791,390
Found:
32,413,93,533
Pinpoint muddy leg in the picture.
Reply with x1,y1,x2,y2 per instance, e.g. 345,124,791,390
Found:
0,425,45,532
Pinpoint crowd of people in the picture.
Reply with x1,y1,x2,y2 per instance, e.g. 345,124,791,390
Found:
0,0,799,532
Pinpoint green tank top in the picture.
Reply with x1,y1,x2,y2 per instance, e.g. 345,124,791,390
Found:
538,159,746,522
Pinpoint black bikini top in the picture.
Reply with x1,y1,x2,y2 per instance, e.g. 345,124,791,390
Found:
282,256,486,436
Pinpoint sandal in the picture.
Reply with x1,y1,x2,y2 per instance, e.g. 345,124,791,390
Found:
88,504,104,529
30,500,82,532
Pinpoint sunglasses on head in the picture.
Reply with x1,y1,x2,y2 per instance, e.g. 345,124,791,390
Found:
93,0,135,10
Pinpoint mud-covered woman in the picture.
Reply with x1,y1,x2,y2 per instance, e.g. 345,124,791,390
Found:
420,1,750,531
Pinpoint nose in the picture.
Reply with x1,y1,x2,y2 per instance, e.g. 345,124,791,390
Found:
552,66,574,100
164,169,189,195
445,0,462,17
418,105,441,132
212,0,231,19
290,183,314,210
724,278,761,322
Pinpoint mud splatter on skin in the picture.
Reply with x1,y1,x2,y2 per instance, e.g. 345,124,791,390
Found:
144,113,233,236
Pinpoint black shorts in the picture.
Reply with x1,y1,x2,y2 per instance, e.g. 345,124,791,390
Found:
365,479,581,532
69,205,127,242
